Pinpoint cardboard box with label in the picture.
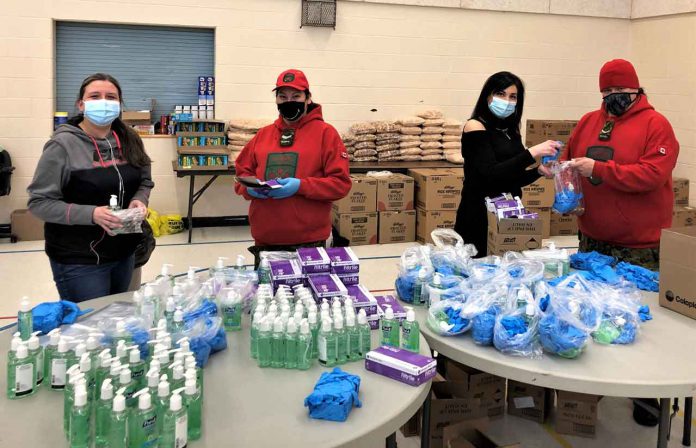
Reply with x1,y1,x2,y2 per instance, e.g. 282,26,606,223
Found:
408,168,464,211
445,360,506,418
10,209,44,241
525,119,578,147
376,173,415,211
673,177,690,206
487,213,543,255
378,210,416,244
659,227,696,320
673,206,696,228
521,178,554,208
416,209,457,244
550,213,579,236
555,390,600,438
443,419,521,448
506,380,553,424
428,376,489,448
526,207,550,239
332,174,377,214
332,212,378,246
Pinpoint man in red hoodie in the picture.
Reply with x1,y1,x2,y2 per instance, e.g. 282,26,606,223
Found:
234,69,351,267
564,59,679,271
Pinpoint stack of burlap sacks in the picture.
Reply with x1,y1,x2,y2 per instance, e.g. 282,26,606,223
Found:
226,119,270,163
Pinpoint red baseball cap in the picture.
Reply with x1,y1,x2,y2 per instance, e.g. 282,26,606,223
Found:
273,69,310,92
599,59,640,90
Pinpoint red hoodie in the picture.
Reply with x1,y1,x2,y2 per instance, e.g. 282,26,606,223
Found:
234,104,351,246
563,95,679,248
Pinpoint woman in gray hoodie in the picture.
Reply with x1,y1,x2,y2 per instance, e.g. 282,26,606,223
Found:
28,73,154,302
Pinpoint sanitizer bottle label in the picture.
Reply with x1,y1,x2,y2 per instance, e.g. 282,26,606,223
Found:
16,363,34,396
51,358,67,388
318,336,327,361
175,414,188,448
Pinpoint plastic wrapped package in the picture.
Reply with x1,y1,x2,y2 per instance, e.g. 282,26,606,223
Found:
110,207,146,234
592,282,642,345
493,287,542,358
467,258,506,286
173,316,227,367
222,269,259,311
259,251,298,261
427,300,472,336
394,246,434,303
429,231,476,277
461,284,508,346
504,258,545,287
538,287,601,358
522,242,570,279
304,368,362,422
433,277,470,302
551,161,585,215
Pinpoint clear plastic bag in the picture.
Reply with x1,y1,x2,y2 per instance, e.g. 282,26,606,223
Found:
172,315,227,367
505,258,545,287
493,287,542,358
111,207,146,234
394,246,434,303
461,284,507,346
427,299,472,336
592,282,642,345
551,161,585,216
222,269,259,311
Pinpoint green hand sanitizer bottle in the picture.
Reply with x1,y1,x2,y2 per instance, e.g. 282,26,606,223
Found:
43,329,61,387
27,331,44,386
413,268,428,306
6,342,36,399
400,306,420,353
318,318,337,367
221,289,243,331
257,317,272,368
17,297,33,340
129,388,159,447
95,349,112,395
95,378,114,448
380,305,400,347
345,313,360,361
129,348,146,389
334,316,348,365
258,255,272,284
284,318,298,369
308,312,319,359
160,388,188,448
64,370,84,438
108,388,128,447
297,319,313,370
183,378,202,440
358,310,372,358
164,297,176,333
250,311,263,359
156,375,171,436
271,317,286,368
50,337,71,391
69,383,91,448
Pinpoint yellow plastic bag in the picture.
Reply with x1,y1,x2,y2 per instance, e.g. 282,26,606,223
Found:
159,214,184,235
146,208,161,237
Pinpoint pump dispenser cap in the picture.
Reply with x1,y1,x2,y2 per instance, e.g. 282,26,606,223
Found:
433,273,442,286
286,318,298,334
406,306,416,322
259,317,271,332
28,332,40,350
143,285,155,297
185,379,196,395
158,378,170,397
300,319,310,334
146,368,159,387
321,319,333,332
384,304,395,320
173,307,184,323
101,378,114,400
134,389,152,410
358,312,368,325
120,368,132,384
74,384,88,407
16,343,28,359
166,297,175,313
86,336,99,350
129,348,140,364
113,389,126,412
109,195,118,208
48,329,61,345
273,318,284,333
74,342,87,357
19,297,31,313
58,336,70,353
80,353,91,372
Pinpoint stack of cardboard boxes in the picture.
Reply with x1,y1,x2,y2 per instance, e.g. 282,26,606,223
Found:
408,168,464,244
332,173,416,245
672,177,695,227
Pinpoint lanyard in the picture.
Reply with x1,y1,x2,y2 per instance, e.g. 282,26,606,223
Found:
88,131,123,167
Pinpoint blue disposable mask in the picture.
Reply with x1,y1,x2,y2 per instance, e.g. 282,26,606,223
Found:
488,97,516,119
83,99,121,126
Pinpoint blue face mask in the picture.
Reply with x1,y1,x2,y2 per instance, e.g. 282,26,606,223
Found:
488,96,516,119
83,99,120,126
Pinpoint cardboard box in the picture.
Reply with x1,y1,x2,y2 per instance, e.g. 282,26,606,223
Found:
487,212,543,255
506,380,553,424
445,360,506,418
550,213,579,236
121,110,151,122
526,207,550,240
10,209,44,241
376,173,415,211
673,206,696,227
429,376,489,448
378,210,416,244
332,175,378,214
555,390,600,438
408,168,464,211
443,419,521,448
521,178,554,208
525,119,578,147
332,212,378,246
416,208,457,244
400,409,421,437
673,177,690,206
659,227,696,320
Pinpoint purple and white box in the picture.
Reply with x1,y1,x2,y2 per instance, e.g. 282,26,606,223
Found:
346,284,379,316
368,314,380,330
337,273,360,286
375,295,407,322
296,247,331,274
365,346,436,387
326,247,360,275
307,273,348,300
270,259,304,289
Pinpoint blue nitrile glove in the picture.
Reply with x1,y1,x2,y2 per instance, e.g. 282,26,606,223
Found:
246,187,269,199
304,368,362,422
267,177,301,199
32,301,93,334
570,251,616,270
638,305,653,322
615,262,659,292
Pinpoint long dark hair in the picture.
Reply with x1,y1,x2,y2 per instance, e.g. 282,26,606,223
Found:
74,73,151,167
471,71,525,135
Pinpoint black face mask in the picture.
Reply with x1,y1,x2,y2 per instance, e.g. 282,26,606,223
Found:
603,92,635,116
277,101,306,122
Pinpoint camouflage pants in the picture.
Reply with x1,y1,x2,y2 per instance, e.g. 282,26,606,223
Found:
578,233,660,271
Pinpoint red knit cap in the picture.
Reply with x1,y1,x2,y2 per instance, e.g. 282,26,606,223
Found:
599,59,640,90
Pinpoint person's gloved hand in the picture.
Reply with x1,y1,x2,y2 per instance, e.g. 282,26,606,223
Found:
267,177,301,199
246,187,269,199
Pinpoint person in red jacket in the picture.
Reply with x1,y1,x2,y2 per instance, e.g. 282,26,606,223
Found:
563,59,679,271
234,69,351,267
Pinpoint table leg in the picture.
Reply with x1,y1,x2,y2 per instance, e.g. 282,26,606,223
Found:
658,398,671,448
187,175,195,243
684,397,693,447
421,388,432,448
386,432,397,448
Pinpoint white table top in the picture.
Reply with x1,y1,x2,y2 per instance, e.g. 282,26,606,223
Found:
415,292,696,398
0,293,431,448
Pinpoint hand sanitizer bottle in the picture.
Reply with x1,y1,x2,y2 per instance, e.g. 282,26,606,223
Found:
69,383,91,448
44,329,61,388
345,313,360,361
146,367,160,398
161,388,188,448
318,318,337,367
64,371,84,437
210,256,229,277
428,273,444,308
297,319,313,370
221,289,243,331
271,318,286,368
119,368,138,408
183,378,202,440
357,309,372,358
334,315,348,365
234,254,246,271
258,255,272,284
129,348,146,389
400,307,420,353
380,305,400,347
284,318,298,369
164,297,176,332
156,375,171,436
129,389,159,448
250,311,263,359
95,378,114,448
94,350,112,396
257,317,272,368
108,388,128,447
308,312,319,359
413,268,429,306
17,297,33,340
6,342,35,399
27,331,44,386
50,336,71,390
171,307,185,334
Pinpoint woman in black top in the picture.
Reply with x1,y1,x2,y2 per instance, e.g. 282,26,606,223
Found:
454,72,560,256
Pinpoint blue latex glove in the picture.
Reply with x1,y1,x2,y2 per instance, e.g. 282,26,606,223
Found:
304,368,362,422
570,251,616,270
246,187,269,199
638,305,653,322
615,262,659,292
553,190,584,214
32,301,92,334
267,177,301,199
